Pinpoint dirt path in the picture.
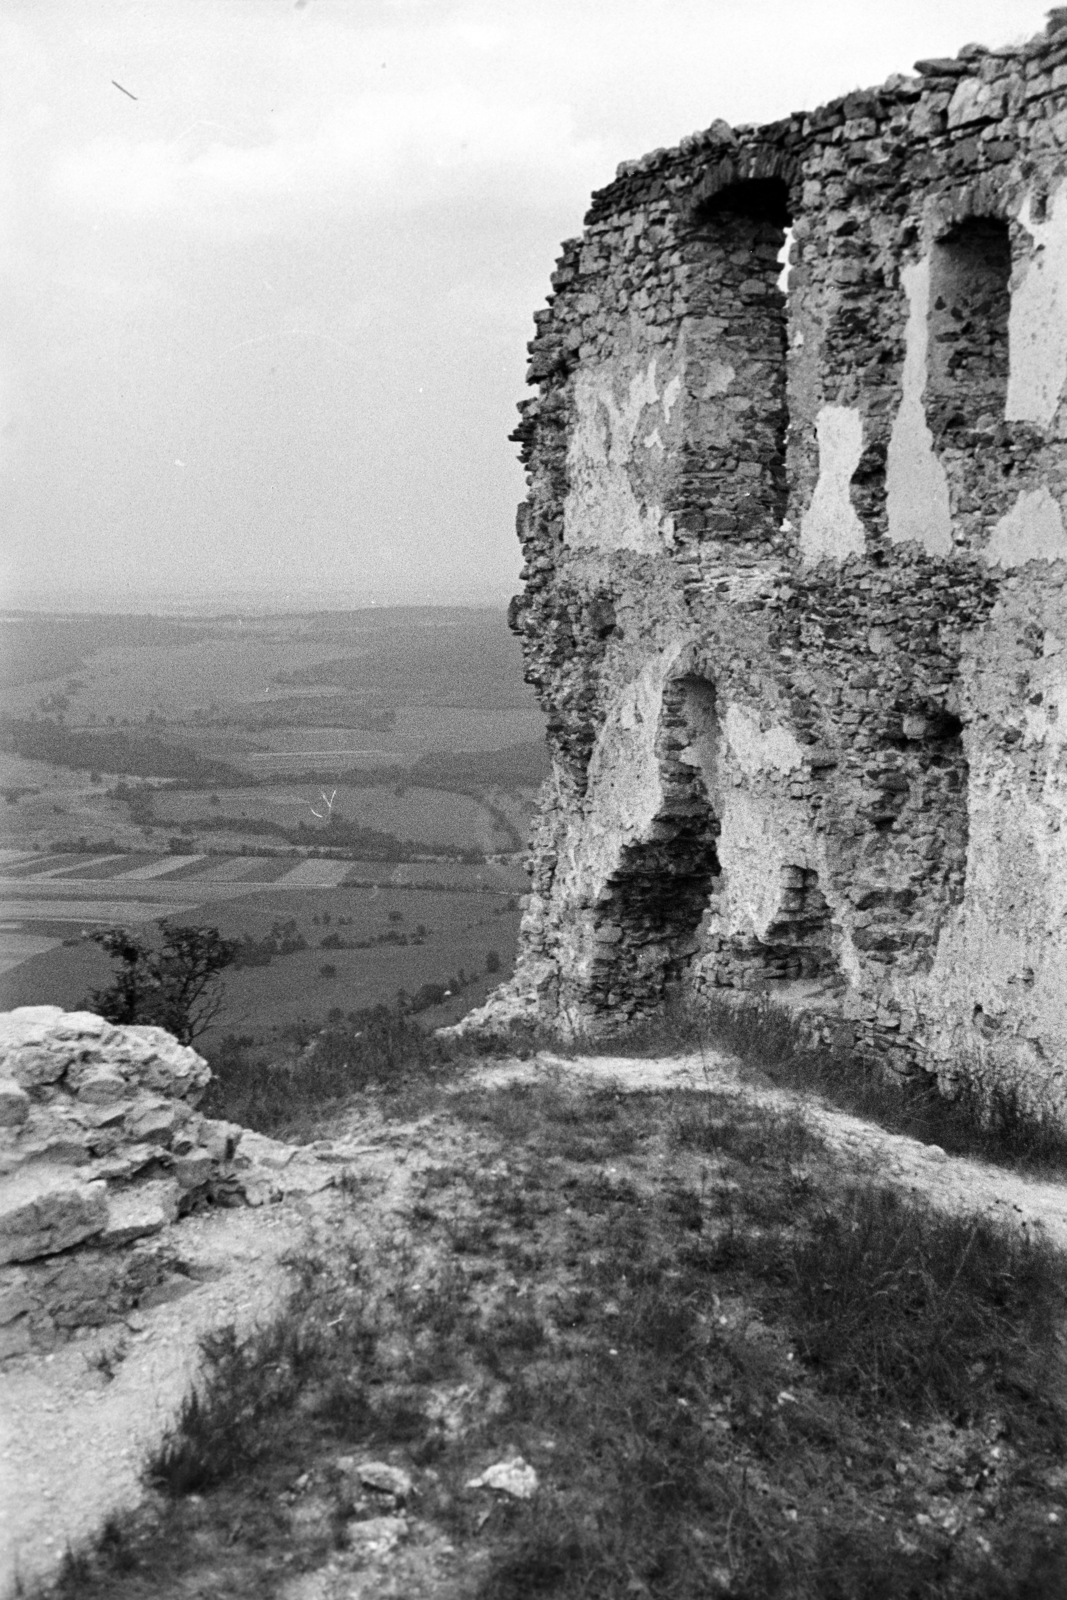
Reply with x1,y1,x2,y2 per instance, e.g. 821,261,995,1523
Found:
6,1047,1067,1598
0,1122,440,1600
1,1205,309,1598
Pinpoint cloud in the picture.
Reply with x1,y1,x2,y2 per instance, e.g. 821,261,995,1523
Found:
48,87,605,231
32,0,1051,238
0,368,19,480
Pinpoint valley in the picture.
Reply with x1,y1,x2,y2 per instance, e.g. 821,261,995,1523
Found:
0,606,543,1044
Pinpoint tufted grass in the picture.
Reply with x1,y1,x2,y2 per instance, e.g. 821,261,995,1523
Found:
199,1004,490,1140
568,992,1067,1177
44,1073,1067,1600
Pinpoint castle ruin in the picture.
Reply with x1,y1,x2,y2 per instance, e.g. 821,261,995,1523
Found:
474,13,1067,1115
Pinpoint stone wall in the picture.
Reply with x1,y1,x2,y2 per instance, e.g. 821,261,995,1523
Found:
0,1007,331,1357
474,13,1067,1116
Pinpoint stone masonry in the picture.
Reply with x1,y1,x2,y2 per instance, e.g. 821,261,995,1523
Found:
469,12,1067,1118
0,1007,334,1358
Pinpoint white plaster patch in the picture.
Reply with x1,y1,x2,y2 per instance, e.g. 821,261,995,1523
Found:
1024,654,1067,751
723,704,805,778
564,353,681,552
799,405,866,564
716,797,811,939
1007,185,1067,428
662,374,683,420
918,739,1067,1100
566,648,683,902
886,257,954,556
984,486,1067,569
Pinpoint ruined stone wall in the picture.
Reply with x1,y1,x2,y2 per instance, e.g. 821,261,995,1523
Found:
475,13,1067,1116
0,1007,334,1357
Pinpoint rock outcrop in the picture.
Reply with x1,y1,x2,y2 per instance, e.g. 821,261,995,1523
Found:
0,1007,330,1357
473,14,1067,1119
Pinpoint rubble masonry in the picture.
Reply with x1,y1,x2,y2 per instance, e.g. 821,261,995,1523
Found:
475,14,1067,1117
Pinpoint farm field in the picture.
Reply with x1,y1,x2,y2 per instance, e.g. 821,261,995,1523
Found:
228,705,546,763
0,605,542,1057
0,611,547,857
0,849,523,1041
151,782,522,854
0,608,537,724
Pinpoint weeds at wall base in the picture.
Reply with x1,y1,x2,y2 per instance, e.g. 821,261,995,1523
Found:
201,985,1067,1176
545,991,1067,1178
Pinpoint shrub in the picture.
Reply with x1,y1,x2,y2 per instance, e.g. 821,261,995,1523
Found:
85,923,238,1045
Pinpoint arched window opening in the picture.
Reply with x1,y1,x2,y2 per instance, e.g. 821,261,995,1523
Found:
698,176,793,230
588,677,721,1019
927,218,1011,440
681,176,793,559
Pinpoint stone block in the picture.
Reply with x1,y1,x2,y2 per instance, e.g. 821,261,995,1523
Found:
5,1046,70,1090
0,1271,32,1324
947,77,1007,126
466,1456,539,1499
94,1144,164,1182
41,1253,123,1328
0,1078,30,1127
52,1012,109,1039
0,1317,31,1360
16,1106,90,1164
75,1070,129,1106
99,1179,181,1246
171,1149,214,1191
125,1029,211,1100
0,1170,108,1264
352,1461,414,1501
126,1098,181,1144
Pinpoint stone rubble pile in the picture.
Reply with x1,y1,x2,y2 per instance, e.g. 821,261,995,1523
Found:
0,1006,334,1358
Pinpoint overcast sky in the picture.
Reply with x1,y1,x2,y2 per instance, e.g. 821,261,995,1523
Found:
0,0,1052,612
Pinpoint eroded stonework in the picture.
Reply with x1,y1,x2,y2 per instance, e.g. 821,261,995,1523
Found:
475,16,1067,1116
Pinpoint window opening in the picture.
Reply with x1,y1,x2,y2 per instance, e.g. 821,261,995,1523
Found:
926,218,1011,440
683,176,793,554
588,677,721,1017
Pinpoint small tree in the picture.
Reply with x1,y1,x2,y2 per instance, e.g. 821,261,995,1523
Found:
86,922,239,1045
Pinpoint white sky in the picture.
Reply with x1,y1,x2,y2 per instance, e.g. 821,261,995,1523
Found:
0,0,1051,611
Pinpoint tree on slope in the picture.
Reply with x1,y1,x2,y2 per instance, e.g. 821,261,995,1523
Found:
86,922,238,1045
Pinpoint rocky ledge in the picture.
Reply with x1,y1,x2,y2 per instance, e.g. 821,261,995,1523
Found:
0,1006,336,1357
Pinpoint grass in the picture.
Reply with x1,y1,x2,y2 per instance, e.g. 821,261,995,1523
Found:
560,993,1067,1177
200,1004,482,1140
43,1072,1067,1600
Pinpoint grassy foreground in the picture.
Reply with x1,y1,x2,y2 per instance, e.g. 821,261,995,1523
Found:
41,1054,1067,1600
